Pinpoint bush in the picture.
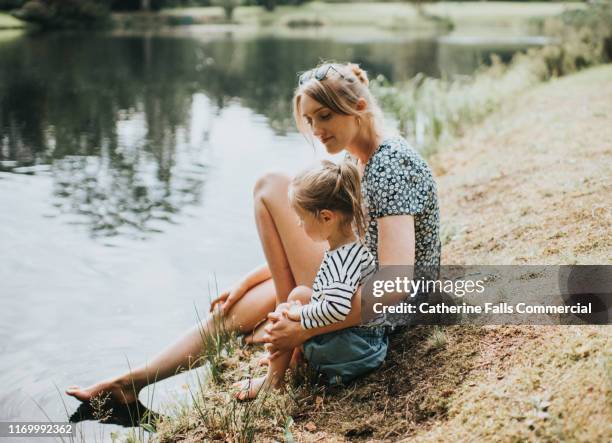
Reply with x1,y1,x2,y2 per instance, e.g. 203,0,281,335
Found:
12,0,112,28
0,0,24,11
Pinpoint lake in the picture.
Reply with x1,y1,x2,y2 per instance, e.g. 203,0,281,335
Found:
0,26,545,441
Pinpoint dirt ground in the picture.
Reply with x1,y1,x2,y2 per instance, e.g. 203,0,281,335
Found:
433,64,611,266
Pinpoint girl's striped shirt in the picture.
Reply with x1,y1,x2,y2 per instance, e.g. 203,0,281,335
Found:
300,241,376,330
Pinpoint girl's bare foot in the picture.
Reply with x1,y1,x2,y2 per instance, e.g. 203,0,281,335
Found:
65,378,139,405
232,376,270,401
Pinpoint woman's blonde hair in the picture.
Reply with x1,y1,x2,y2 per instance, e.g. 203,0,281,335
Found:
292,62,384,149
290,160,366,239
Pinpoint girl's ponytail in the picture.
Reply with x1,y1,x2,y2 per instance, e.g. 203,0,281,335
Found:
291,160,367,239
337,161,366,239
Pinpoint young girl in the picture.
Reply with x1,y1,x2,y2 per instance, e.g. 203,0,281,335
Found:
233,159,388,400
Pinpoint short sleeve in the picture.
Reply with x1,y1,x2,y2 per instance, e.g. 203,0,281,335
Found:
359,248,377,284
369,148,434,218
299,243,367,330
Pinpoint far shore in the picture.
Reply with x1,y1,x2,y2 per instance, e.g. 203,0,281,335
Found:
1,2,584,31
156,2,582,29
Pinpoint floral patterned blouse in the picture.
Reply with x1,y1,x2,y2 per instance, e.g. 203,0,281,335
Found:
359,135,441,273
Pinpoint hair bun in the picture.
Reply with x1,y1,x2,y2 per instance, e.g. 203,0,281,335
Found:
347,63,369,86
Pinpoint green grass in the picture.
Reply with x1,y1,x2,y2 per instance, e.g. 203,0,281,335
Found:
153,334,295,443
0,12,24,29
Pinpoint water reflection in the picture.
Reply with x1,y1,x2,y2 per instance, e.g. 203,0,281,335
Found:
51,155,205,238
0,30,541,238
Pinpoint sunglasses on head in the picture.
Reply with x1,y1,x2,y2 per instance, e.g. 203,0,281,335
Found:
298,64,348,85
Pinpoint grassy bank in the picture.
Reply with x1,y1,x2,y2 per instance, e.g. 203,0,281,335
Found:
153,2,581,29
147,46,612,443
147,61,612,443
436,64,612,266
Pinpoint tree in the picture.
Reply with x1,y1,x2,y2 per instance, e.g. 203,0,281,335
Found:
12,0,184,26
211,0,240,21
249,0,310,13
402,0,440,18
260,0,275,12
13,0,112,28
0,0,25,11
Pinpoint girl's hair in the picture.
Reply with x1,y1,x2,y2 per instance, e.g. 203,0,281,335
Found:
290,160,366,239
292,61,384,148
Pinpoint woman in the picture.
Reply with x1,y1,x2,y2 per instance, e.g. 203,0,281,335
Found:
66,62,440,405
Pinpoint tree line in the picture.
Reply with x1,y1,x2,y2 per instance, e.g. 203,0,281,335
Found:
2,0,311,28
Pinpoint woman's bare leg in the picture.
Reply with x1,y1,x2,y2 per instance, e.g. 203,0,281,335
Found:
253,172,324,302
66,279,277,404
67,172,322,404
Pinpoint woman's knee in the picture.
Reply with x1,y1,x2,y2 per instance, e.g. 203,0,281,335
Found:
253,172,291,201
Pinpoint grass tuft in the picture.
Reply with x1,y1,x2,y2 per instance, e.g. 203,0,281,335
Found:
425,326,448,352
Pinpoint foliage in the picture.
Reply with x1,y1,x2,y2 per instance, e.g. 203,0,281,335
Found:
12,0,112,28
374,0,612,156
211,0,241,20
244,0,310,12
9,0,215,24
155,305,297,442
110,0,200,12
554,0,612,62
403,0,438,17
0,0,24,12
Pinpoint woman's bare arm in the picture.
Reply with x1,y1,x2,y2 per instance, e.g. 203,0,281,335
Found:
377,215,415,266
239,263,272,289
210,263,272,313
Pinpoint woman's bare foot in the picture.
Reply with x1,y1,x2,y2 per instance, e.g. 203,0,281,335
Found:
232,376,271,401
65,378,139,405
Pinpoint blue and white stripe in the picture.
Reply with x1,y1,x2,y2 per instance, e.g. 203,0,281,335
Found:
301,242,376,330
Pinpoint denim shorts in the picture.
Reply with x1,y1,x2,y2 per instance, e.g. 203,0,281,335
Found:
303,326,388,386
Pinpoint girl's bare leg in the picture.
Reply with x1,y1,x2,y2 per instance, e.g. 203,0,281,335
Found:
234,304,294,401
234,286,313,400
67,173,323,404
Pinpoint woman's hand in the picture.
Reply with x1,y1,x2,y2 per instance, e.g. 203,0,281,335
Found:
210,264,271,314
262,309,310,360
209,285,246,314
286,301,302,321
